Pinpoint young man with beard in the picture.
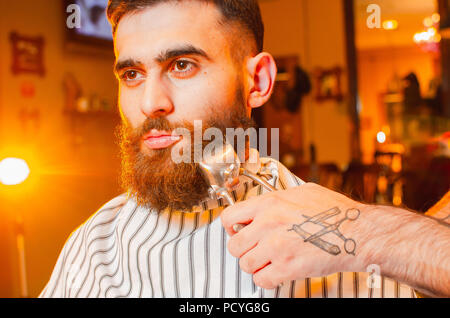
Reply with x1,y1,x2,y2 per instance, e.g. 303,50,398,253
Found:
40,0,449,298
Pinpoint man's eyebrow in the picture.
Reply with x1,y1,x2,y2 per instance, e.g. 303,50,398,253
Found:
114,45,211,74
155,44,211,63
114,59,142,75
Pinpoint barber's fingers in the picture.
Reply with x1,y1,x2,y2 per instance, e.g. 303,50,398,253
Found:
227,220,264,258
238,242,272,275
232,223,246,233
221,193,280,236
252,263,288,290
221,200,258,236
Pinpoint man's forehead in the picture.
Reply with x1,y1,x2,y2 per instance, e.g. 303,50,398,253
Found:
114,1,228,60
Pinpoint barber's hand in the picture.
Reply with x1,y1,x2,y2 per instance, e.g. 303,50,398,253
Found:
221,183,367,289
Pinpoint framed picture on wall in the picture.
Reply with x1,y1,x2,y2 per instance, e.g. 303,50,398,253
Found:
314,67,344,102
9,32,46,77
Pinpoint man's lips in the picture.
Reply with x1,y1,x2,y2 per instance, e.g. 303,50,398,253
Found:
142,130,182,150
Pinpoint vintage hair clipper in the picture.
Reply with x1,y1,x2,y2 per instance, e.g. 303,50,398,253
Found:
199,143,278,232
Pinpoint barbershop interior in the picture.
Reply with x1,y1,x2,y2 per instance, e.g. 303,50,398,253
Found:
0,0,449,298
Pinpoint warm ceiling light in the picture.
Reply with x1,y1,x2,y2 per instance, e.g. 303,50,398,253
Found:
414,27,441,44
424,17,433,28
414,32,422,43
431,13,440,24
433,34,442,43
0,158,30,185
428,27,437,36
377,132,386,144
414,32,427,43
383,20,398,30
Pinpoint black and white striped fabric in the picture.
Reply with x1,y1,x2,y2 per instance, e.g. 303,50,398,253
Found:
39,154,416,298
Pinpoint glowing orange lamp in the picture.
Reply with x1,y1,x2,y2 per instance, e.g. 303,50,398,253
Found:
0,157,30,298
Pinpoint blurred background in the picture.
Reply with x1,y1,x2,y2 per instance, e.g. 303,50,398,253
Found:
0,0,449,297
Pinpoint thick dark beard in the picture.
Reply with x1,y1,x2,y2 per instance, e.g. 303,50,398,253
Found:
117,89,256,213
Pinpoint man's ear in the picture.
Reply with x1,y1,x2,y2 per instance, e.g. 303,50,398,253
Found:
246,52,277,109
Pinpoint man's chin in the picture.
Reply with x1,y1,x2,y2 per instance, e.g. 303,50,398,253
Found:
124,149,210,213
139,145,163,158
132,183,209,213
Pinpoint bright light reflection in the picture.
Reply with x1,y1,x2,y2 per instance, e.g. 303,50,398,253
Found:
0,158,30,185
383,20,398,30
377,132,386,144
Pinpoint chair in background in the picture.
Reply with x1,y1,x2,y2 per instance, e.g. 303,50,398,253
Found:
292,163,343,192
341,162,381,204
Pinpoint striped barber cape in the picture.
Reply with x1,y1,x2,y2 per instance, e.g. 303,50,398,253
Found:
39,152,416,298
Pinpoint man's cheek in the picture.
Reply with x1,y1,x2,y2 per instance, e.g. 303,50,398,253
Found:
119,92,144,129
172,87,215,119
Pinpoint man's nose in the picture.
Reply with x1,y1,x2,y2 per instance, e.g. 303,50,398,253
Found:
140,76,174,118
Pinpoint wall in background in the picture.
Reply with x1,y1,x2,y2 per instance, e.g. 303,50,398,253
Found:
259,0,352,169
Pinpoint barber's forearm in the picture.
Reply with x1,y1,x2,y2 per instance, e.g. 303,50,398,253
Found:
352,205,450,297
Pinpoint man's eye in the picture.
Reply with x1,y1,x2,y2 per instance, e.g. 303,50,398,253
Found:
121,70,142,81
174,61,189,71
125,70,137,79
171,60,195,75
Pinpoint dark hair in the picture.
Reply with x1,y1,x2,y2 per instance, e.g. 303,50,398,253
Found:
107,0,264,53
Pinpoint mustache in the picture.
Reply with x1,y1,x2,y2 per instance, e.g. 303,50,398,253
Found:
118,117,195,151
133,117,191,139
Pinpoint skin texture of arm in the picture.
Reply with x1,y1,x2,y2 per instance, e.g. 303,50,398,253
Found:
353,204,449,297
221,183,450,297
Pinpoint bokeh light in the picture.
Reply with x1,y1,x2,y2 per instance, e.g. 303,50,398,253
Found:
0,158,30,185
377,132,386,144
